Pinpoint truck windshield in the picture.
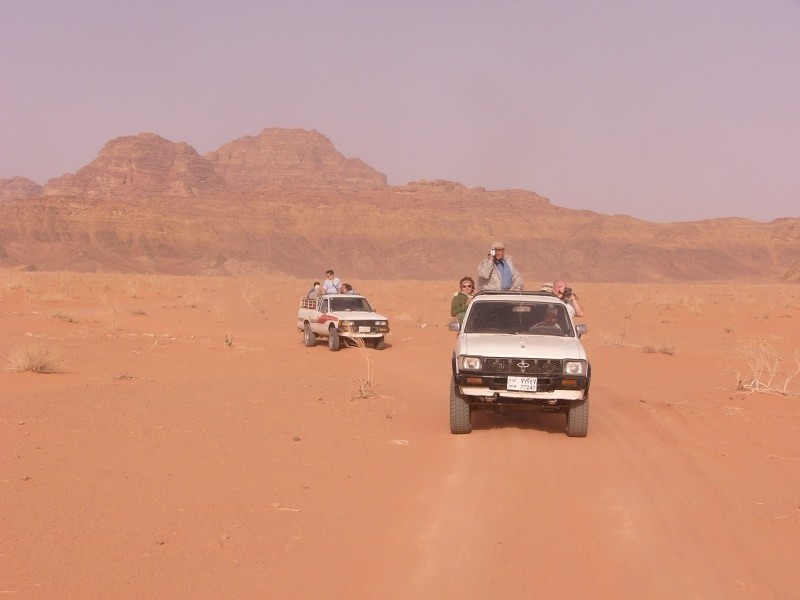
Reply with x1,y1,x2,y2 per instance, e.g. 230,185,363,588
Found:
464,301,573,336
330,297,372,312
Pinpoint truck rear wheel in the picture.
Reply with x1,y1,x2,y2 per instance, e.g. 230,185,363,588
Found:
328,328,340,352
450,376,472,434
566,398,589,437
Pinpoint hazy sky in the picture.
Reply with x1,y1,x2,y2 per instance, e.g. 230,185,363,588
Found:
2,1,798,223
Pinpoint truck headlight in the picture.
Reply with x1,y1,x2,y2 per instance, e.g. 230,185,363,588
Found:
563,360,586,376
375,320,387,326
458,355,483,371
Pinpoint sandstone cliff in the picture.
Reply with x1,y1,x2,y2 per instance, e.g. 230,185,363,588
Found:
205,128,386,191
0,177,43,201
43,133,226,198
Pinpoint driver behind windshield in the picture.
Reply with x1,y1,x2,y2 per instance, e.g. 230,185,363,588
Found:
531,305,561,330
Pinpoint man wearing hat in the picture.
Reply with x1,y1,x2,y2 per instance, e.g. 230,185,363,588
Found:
531,304,562,330
477,241,524,291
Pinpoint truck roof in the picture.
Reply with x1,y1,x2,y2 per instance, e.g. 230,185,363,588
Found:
472,290,560,301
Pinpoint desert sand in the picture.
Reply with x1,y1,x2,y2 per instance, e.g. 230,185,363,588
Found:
2,271,799,598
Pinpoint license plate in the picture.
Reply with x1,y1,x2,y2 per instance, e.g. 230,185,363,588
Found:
358,326,371,333
507,376,538,391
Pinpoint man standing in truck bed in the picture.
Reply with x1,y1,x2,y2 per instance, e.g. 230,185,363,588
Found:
477,241,524,291
322,269,341,294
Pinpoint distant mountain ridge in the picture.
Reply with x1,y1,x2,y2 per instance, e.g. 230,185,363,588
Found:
25,129,384,198
0,176,42,201
0,128,798,282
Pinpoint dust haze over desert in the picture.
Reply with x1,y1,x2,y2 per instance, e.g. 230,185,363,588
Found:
2,2,800,599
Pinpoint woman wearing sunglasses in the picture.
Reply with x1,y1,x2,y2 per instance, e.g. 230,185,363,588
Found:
451,276,476,323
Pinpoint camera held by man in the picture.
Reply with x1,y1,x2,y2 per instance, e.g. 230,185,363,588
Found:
552,280,584,318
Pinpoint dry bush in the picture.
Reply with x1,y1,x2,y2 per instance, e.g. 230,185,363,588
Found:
595,328,628,347
686,297,703,315
242,289,266,313
351,337,375,399
8,344,62,374
182,282,203,307
4,275,26,291
40,275,70,301
125,279,139,298
51,311,77,323
735,340,800,397
39,289,67,302
213,303,226,322
56,274,70,296
642,345,675,356
107,302,120,331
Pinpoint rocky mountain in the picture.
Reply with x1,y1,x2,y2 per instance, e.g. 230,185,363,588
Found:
43,133,226,197
1,129,798,282
205,128,386,191
0,177,43,201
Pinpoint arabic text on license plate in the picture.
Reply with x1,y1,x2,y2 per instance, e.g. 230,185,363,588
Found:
507,376,538,391
358,326,371,333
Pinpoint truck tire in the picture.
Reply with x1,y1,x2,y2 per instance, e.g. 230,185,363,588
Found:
566,398,589,437
303,323,316,347
328,328,340,352
450,376,471,434
372,336,385,350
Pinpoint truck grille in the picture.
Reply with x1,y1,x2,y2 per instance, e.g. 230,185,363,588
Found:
340,321,389,333
484,357,562,376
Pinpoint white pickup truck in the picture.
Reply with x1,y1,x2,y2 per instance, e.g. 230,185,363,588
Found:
297,294,390,351
450,291,591,436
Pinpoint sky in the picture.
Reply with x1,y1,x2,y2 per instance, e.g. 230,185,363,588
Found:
2,1,798,223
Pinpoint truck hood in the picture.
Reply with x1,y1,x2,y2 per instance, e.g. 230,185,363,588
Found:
460,333,587,360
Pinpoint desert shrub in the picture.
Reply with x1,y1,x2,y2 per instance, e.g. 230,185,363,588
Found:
242,289,266,313
4,275,26,291
735,340,800,397
8,344,62,374
351,337,375,399
51,311,76,323
643,345,675,355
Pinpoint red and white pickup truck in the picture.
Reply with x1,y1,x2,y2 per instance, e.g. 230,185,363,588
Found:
297,294,390,351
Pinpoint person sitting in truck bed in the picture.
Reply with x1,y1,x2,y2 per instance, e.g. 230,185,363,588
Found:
306,281,321,300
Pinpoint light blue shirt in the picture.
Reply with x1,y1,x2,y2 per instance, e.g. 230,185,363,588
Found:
496,260,512,290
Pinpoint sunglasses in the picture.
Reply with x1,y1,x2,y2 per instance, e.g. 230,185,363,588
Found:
461,284,473,289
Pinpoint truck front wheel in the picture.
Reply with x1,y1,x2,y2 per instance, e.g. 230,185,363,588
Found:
328,328,340,352
450,376,472,434
566,398,589,437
